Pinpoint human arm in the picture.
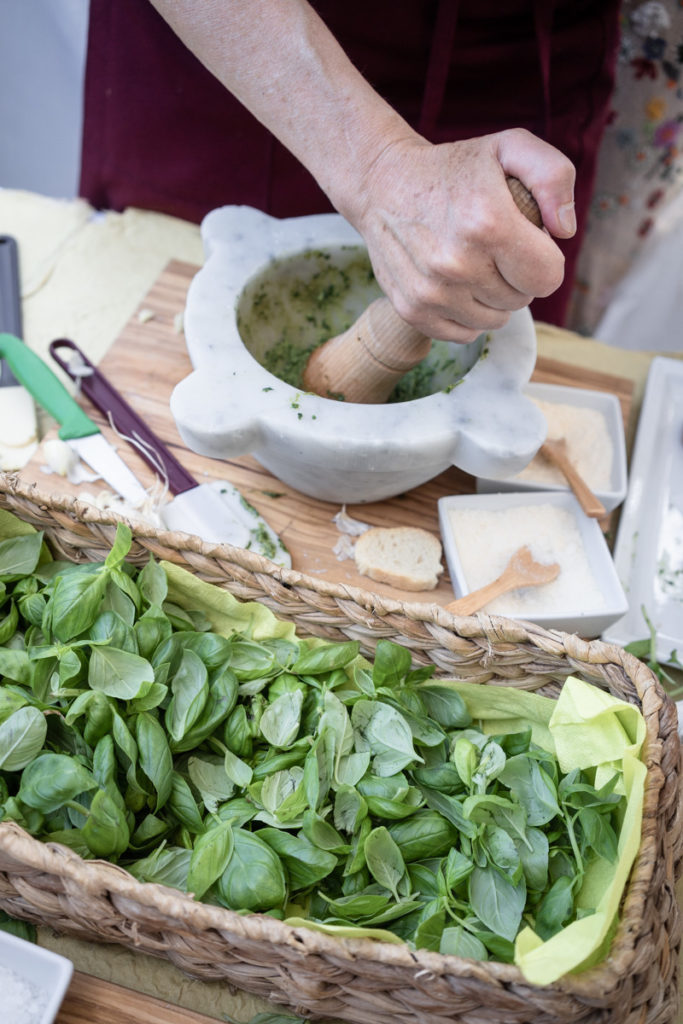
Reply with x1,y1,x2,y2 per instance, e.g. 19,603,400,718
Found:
150,0,577,341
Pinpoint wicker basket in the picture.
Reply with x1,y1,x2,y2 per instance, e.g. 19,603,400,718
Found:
0,474,681,1024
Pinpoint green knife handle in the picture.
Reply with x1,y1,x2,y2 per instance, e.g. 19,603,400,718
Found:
0,332,98,440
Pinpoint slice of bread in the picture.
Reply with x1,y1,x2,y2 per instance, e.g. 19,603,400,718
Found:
354,526,444,591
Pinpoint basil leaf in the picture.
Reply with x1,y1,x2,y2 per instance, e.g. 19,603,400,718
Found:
90,611,138,653
301,810,350,854
333,785,368,835
259,766,307,823
223,745,253,788
172,667,237,753
51,566,108,640
167,772,206,833
135,712,173,811
128,846,192,891
0,533,44,579
82,788,130,859
533,874,576,940
414,907,445,951
188,755,234,813
0,685,28,723
18,753,97,813
215,828,286,912
138,556,168,607
0,647,30,685
89,646,155,701
0,706,47,771
440,925,488,960
0,600,19,643
418,684,471,729
498,755,560,826
515,827,549,891
259,689,303,748
165,649,209,743
388,810,458,862
259,827,338,887
130,813,170,852
469,865,526,943
291,640,359,676
187,819,234,899
371,639,412,689
352,700,423,776
364,826,406,899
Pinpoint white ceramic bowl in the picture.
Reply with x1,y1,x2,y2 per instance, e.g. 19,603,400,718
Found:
0,930,73,1024
475,381,628,512
171,206,547,504
438,491,628,637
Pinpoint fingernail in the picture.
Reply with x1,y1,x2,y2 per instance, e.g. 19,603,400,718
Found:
558,201,576,235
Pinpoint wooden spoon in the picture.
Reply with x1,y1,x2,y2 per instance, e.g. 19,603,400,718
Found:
540,437,606,519
302,177,542,404
444,545,560,615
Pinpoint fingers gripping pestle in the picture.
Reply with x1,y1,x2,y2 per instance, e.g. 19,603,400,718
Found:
302,177,543,404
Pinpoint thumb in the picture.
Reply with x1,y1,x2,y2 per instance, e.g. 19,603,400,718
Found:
496,128,577,239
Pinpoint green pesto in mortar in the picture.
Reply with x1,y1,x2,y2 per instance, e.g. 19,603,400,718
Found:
237,246,484,402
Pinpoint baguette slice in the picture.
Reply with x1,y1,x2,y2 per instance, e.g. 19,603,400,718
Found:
354,526,444,591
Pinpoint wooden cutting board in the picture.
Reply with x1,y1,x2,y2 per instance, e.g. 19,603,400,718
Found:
55,972,218,1024
17,259,633,607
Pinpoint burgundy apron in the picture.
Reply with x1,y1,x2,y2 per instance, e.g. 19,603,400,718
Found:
80,0,620,326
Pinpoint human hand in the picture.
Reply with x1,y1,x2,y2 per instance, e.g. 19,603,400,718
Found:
345,127,576,342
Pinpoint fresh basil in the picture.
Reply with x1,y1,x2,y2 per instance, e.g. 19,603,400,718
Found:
0,521,627,965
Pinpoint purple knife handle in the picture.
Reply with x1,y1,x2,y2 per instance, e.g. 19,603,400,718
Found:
49,338,196,495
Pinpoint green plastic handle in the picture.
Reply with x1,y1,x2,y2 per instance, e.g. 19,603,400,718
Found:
0,332,98,440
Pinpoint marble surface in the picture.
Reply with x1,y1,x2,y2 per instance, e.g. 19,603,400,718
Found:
172,206,547,503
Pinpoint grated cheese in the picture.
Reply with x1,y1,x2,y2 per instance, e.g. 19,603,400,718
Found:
448,504,606,616
515,398,613,490
0,963,49,1024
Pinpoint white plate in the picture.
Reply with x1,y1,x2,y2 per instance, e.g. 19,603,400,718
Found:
603,357,683,663
476,381,628,512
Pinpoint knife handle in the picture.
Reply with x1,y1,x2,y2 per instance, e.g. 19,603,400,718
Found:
49,338,197,495
0,332,98,440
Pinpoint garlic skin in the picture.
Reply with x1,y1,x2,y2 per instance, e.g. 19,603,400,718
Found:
333,504,370,537
41,439,81,478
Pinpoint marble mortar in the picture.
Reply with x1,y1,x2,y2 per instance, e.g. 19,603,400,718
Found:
171,206,546,504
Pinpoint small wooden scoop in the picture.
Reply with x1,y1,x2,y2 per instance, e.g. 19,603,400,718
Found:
540,437,606,519
445,544,560,616
303,177,543,403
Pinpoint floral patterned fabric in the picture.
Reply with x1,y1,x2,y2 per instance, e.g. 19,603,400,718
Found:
568,0,683,336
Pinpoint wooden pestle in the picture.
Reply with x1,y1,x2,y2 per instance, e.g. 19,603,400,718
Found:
303,177,543,403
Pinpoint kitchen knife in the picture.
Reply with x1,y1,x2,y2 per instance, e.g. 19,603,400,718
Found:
0,236,39,470
0,332,148,507
49,338,291,566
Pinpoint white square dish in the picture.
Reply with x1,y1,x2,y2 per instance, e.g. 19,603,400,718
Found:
0,929,73,1024
475,381,628,512
438,491,628,637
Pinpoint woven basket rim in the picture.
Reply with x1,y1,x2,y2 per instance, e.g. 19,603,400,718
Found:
0,472,679,1000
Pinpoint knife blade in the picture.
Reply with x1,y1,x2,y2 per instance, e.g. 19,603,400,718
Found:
0,236,38,470
49,337,291,565
0,332,148,507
